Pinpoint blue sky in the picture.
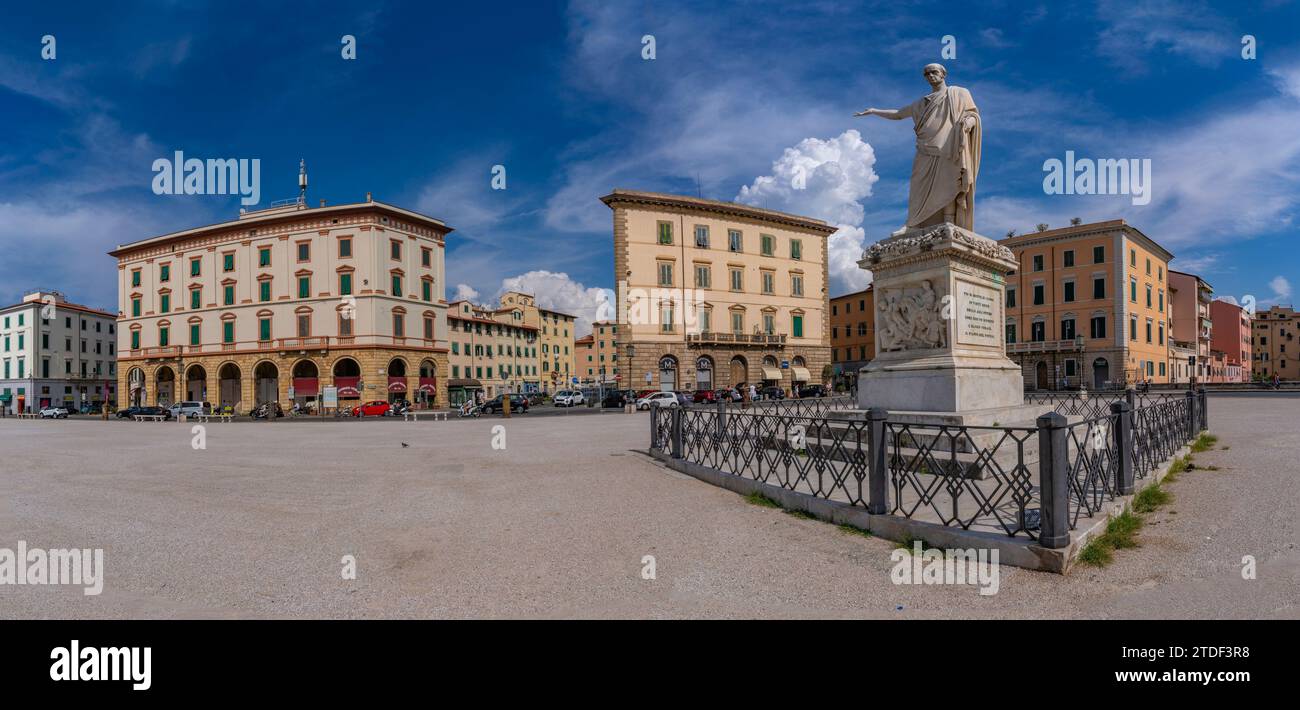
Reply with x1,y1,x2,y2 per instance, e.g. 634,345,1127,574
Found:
2,0,1297,333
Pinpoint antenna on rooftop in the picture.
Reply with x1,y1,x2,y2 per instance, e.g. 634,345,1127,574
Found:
298,159,308,204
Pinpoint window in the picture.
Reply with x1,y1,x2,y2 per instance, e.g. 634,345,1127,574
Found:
694,264,711,288
1006,323,1017,343
190,258,201,277
131,270,141,287
390,241,402,260
1006,289,1016,308
160,294,170,313
338,314,353,337
131,331,140,349
790,240,802,260
421,247,431,267
694,225,709,248
791,274,804,297
730,312,743,334
1063,281,1075,302
760,234,774,256
1033,254,1044,271
1061,317,1076,340
729,268,743,291
191,289,202,310
657,221,673,245
1146,258,1151,275
297,243,310,262
792,314,804,338
1146,284,1152,308
1033,284,1045,305
260,281,272,302
1158,291,1164,312
223,321,234,344
1158,323,1165,345
339,238,352,258
423,316,434,340
298,277,311,299
728,230,742,252
1063,250,1075,267
259,318,271,341
297,315,310,337
1093,245,1105,264
190,324,200,346
422,280,432,302
657,262,673,287
223,285,235,305
392,313,405,337
761,271,775,295
131,298,141,317
762,313,774,334
1145,320,1152,343
1031,321,1045,342
160,264,170,282
258,247,271,267
1130,279,1137,302
158,326,169,347
223,253,235,271
339,273,353,296
1093,277,1105,299
1130,316,1138,341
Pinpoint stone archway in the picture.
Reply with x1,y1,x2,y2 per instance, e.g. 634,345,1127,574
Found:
185,364,208,402
658,355,678,392
218,362,242,411
695,356,714,391
291,359,320,406
254,361,279,405
1092,357,1110,390
332,357,362,402
729,355,747,388
387,358,409,403
1035,360,1050,390
155,366,176,406
418,359,437,406
128,367,146,407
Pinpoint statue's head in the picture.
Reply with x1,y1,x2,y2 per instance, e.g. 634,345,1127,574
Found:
923,63,947,88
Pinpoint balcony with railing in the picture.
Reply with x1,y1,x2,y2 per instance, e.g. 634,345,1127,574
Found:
1007,337,1085,354
126,334,438,359
686,331,788,347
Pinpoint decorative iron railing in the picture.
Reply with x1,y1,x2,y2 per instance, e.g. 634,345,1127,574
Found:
690,395,856,419
651,388,1209,547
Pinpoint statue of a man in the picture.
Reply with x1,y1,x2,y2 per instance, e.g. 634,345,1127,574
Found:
856,63,980,231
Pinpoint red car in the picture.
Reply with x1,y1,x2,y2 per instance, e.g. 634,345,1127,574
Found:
692,389,718,403
636,389,660,400
351,400,392,417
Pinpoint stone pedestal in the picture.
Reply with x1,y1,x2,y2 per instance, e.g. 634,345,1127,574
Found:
856,222,1044,426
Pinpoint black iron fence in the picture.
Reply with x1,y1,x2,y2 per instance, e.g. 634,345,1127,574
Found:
689,394,856,419
650,388,1209,548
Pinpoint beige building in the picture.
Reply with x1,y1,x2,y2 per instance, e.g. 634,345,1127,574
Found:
498,291,576,393
601,190,833,394
445,300,539,404
1001,220,1174,389
1253,305,1298,381
111,196,451,412
577,320,619,384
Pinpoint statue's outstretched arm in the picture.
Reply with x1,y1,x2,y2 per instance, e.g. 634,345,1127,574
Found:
854,106,909,120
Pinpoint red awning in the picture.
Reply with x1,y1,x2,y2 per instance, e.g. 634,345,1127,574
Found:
334,376,360,398
387,377,407,393
292,377,319,396
418,377,436,394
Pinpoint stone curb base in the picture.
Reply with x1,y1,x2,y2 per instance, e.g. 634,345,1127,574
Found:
643,442,1195,574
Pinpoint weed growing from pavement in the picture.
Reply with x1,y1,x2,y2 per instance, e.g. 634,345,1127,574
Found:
1133,483,1171,513
744,491,781,508
1078,507,1143,566
1190,433,1218,453
785,509,816,520
894,534,933,555
837,524,873,538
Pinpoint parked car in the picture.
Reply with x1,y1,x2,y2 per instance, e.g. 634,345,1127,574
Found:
602,389,634,408
797,384,829,398
759,385,786,400
692,389,717,404
525,393,544,406
39,406,69,419
714,387,741,402
553,390,585,407
636,389,660,400
674,391,695,405
169,401,213,418
482,393,530,414
116,405,169,419
636,391,680,410
351,400,391,417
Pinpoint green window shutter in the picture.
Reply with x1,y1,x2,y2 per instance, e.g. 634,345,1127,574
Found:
131,299,141,317
131,271,140,287
260,281,271,302
259,319,271,341
191,290,201,309
422,280,431,301
224,286,234,305
298,278,309,298
259,250,271,267
131,332,139,349
392,275,402,296
340,274,352,295
793,315,804,338
190,324,200,345
223,322,234,343
223,254,234,271
160,294,170,313
191,260,201,276
159,328,169,347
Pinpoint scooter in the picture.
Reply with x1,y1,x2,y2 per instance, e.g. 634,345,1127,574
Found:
457,402,482,418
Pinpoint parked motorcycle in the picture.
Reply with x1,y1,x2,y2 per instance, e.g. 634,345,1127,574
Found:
250,402,284,420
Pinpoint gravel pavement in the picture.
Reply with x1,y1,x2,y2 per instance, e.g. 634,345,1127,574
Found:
0,393,1294,619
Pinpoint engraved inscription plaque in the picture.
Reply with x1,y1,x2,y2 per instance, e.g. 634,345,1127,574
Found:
956,280,999,347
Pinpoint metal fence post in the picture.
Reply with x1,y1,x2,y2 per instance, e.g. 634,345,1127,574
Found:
716,398,726,440
867,407,888,515
1037,412,1070,549
1198,387,1208,431
1111,401,1134,495
670,405,684,459
1185,390,1197,440
649,402,660,449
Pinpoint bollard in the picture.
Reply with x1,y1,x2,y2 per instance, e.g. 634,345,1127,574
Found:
1185,390,1197,440
867,407,888,514
1036,412,1070,549
1111,401,1134,495
649,402,660,449
1198,387,1208,431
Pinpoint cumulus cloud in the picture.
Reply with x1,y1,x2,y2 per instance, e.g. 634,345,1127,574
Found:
496,270,615,336
734,129,879,295
1269,275,1292,302
451,283,481,303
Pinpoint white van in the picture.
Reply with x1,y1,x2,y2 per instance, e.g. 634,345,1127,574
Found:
169,401,212,418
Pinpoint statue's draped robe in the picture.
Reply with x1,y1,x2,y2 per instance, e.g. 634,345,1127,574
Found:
898,85,980,230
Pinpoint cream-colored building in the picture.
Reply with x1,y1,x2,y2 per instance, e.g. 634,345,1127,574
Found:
1253,305,1298,381
111,196,451,412
577,320,619,384
601,190,834,393
1,291,118,414
498,291,576,393
1001,220,1174,389
445,300,539,403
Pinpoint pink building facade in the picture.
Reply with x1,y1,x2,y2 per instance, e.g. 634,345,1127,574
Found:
1210,299,1252,383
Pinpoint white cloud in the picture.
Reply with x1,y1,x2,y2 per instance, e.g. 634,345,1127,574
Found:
735,130,879,295
496,270,614,336
1096,0,1234,73
1269,275,1292,301
451,283,481,303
